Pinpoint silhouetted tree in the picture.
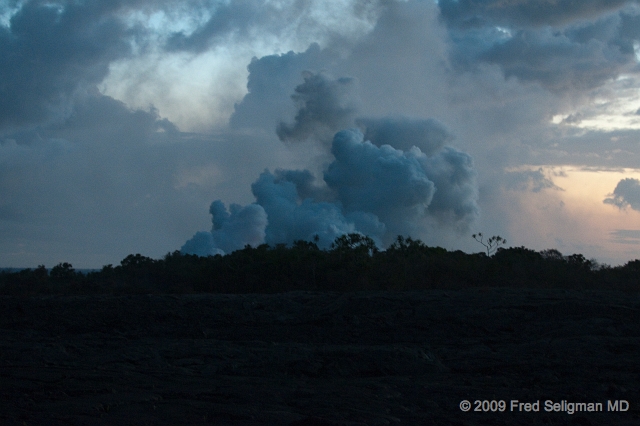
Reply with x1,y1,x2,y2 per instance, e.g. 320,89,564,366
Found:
50,262,76,283
472,233,506,256
331,233,378,256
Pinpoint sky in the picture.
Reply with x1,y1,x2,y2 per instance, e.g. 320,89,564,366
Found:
1,0,640,268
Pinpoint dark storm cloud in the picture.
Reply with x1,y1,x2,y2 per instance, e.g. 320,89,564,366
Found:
276,71,357,145
230,44,336,130
480,28,629,91
604,178,640,210
438,0,636,28
0,0,138,130
441,1,640,92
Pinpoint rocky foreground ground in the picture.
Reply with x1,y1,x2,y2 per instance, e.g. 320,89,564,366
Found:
0,288,639,425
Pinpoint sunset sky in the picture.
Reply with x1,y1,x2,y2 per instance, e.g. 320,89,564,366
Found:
2,0,640,268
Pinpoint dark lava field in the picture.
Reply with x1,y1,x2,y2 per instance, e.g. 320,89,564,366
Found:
1,288,639,425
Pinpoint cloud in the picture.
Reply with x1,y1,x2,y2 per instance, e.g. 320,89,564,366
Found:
0,1,138,130
230,44,335,130
271,168,332,202
182,168,374,254
276,71,357,145
165,0,384,54
441,2,640,92
604,177,640,210
182,124,479,255
6,0,640,269
99,0,386,132
610,229,640,244
1,0,380,134
252,169,375,248
438,0,636,28
324,129,436,232
356,116,453,155
165,0,261,53
505,168,562,193
0,87,284,266
182,17,482,256
482,28,630,91
181,200,267,256
421,146,479,225
328,128,478,235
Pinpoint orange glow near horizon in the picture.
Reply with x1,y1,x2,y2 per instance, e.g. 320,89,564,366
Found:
505,166,640,265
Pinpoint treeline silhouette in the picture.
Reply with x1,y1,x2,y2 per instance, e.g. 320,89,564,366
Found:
1,234,639,295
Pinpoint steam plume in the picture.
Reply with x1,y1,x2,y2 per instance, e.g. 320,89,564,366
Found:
182,72,479,255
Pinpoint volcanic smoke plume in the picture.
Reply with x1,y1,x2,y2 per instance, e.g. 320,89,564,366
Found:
182,72,479,255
